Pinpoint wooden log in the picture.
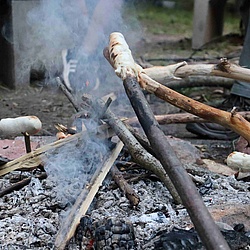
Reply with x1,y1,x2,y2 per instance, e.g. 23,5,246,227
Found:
90,97,181,204
106,32,230,250
111,165,140,207
164,76,234,89
54,140,124,250
125,111,250,126
143,58,250,84
139,73,250,143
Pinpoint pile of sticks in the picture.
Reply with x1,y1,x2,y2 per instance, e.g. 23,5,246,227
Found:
2,31,250,250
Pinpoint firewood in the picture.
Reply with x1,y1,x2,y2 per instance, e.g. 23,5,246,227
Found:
226,151,250,173
90,97,181,204
125,111,250,125
0,177,31,198
163,76,234,89
106,32,230,250
111,165,140,207
106,33,250,143
143,58,250,84
139,73,250,143
54,140,124,250
56,77,80,112
0,116,42,137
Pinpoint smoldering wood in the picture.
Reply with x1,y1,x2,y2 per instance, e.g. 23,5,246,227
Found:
89,97,181,204
0,177,31,198
111,165,140,207
54,140,124,250
125,111,250,126
0,124,114,176
123,75,230,250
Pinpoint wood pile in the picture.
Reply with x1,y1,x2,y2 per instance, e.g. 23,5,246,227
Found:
0,32,250,249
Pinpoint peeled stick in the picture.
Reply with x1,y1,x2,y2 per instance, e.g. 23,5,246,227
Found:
0,116,42,137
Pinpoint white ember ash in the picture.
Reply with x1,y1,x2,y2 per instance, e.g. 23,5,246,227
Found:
0,166,249,249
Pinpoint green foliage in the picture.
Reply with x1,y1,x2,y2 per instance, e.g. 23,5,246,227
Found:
126,2,240,38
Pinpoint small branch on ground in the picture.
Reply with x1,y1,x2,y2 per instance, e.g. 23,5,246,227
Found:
111,165,140,207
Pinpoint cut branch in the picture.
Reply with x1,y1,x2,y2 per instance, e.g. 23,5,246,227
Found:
90,97,181,204
55,140,124,250
139,73,250,142
125,111,250,126
111,165,140,207
143,59,250,84
106,32,230,250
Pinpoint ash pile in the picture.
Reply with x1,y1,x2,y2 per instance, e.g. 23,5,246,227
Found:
0,131,250,249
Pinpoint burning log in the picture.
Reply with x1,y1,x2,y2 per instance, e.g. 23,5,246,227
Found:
105,32,230,250
111,165,140,207
54,140,124,250
0,116,42,137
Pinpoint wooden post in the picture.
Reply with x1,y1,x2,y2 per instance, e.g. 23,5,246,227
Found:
192,0,227,49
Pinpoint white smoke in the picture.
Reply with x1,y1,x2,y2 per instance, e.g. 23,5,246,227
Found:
12,0,129,93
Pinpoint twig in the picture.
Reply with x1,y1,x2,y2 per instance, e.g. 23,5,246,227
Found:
54,140,124,250
56,77,80,112
90,97,181,204
0,177,31,198
111,165,140,207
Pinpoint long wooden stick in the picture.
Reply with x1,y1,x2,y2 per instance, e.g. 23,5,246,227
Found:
125,111,250,125
123,75,230,250
106,32,230,250
54,140,124,250
139,73,250,142
143,59,250,84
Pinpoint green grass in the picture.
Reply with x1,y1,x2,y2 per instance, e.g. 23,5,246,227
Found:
126,3,240,38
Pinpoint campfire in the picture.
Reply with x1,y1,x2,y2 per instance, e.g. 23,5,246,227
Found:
0,32,250,249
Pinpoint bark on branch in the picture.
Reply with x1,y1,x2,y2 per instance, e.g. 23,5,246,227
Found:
105,32,230,250
105,33,250,143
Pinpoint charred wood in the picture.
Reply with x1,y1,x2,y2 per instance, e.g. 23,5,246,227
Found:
111,165,140,207
123,75,230,250
90,97,181,204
